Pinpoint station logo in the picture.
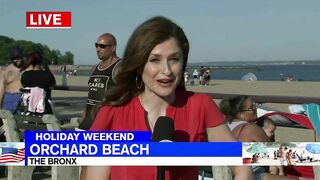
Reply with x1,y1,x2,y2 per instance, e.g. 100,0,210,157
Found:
26,12,71,29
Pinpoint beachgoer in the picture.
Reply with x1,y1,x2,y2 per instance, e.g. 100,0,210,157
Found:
220,95,295,180
298,151,305,162
20,51,56,114
252,153,259,163
278,145,286,165
78,33,121,130
191,68,198,85
192,69,198,79
60,64,67,86
81,16,253,180
286,149,293,166
199,66,205,85
203,68,211,86
184,71,189,83
0,46,24,113
256,116,276,142
220,95,269,142
256,117,285,175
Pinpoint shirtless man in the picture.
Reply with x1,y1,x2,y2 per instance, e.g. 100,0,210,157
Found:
0,46,24,113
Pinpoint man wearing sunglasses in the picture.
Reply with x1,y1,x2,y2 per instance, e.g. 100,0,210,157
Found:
79,33,121,130
0,46,24,114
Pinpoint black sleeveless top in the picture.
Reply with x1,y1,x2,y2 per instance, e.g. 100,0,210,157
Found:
79,59,121,130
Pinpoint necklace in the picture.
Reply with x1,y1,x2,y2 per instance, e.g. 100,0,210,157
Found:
138,95,156,131
97,57,118,71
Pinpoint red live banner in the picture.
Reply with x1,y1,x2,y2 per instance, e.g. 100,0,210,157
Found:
26,12,71,29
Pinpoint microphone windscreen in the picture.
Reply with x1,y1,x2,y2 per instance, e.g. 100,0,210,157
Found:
152,116,174,142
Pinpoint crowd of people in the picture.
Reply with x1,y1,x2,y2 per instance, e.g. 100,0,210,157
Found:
0,16,311,180
188,66,211,86
0,47,56,116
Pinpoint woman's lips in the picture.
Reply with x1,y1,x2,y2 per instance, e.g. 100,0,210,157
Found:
157,79,174,87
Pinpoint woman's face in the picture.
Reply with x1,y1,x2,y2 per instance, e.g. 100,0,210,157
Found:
240,98,258,122
142,37,184,99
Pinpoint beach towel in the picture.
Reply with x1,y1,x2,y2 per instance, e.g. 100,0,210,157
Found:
303,103,320,136
288,104,306,115
21,87,46,113
263,111,314,130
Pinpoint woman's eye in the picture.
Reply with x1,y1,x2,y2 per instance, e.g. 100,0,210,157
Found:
170,57,181,62
149,58,160,63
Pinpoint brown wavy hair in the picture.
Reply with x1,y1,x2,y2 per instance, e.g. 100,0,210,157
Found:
20,51,43,71
102,16,189,106
219,95,250,122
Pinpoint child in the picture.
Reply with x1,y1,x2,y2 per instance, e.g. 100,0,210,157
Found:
256,117,285,175
256,116,276,141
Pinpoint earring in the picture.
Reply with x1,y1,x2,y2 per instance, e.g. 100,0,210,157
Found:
136,76,143,89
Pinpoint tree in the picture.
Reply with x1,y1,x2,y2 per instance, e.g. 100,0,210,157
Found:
0,35,74,65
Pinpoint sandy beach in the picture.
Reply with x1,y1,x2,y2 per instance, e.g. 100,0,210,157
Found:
52,75,320,142
53,75,320,98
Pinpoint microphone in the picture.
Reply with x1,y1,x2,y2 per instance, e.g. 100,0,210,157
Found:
152,116,175,180
152,116,174,142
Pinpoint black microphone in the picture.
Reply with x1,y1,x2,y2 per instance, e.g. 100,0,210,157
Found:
152,116,174,180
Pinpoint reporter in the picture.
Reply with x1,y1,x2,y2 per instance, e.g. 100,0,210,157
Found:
81,16,253,180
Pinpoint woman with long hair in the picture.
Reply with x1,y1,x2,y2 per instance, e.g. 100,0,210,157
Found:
81,16,253,180
220,96,295,180
220,95,269,142
20,51,56,114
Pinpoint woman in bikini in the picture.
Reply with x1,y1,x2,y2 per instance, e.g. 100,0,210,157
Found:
220,95,295,180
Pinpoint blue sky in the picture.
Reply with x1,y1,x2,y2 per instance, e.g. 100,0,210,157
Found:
1,0,319,65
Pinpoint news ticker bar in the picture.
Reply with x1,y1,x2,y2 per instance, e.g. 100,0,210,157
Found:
1,132,320,166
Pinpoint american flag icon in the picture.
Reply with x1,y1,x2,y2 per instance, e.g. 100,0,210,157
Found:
0,147,25,164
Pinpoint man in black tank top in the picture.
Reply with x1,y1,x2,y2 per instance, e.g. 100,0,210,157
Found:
79,33,121,130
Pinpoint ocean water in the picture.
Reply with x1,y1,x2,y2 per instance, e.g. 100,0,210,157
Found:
59,63,320,82
187,64,320,81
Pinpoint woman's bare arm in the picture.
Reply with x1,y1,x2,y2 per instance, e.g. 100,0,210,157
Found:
207,124,253,180
80,166,110,180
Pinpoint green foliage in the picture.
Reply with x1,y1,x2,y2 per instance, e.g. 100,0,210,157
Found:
0,35,74,65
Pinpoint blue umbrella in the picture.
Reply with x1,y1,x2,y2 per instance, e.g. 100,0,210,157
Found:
305,144,320,154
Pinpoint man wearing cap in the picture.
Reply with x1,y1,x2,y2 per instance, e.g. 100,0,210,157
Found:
0,46,24,113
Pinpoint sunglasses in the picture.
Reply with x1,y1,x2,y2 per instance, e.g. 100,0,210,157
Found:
241,103,258,112
95,43,113,49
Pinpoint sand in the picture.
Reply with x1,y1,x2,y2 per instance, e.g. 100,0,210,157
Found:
52,75,320,142
53,76,320,98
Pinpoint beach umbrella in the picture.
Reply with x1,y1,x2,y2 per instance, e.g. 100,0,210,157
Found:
241,72,257,81
246,144,268,154
265,142,297,148
305,144,320,154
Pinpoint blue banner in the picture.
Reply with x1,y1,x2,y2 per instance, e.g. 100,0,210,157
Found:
25,131,152,142
24,132,242,159
25,142,242,157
